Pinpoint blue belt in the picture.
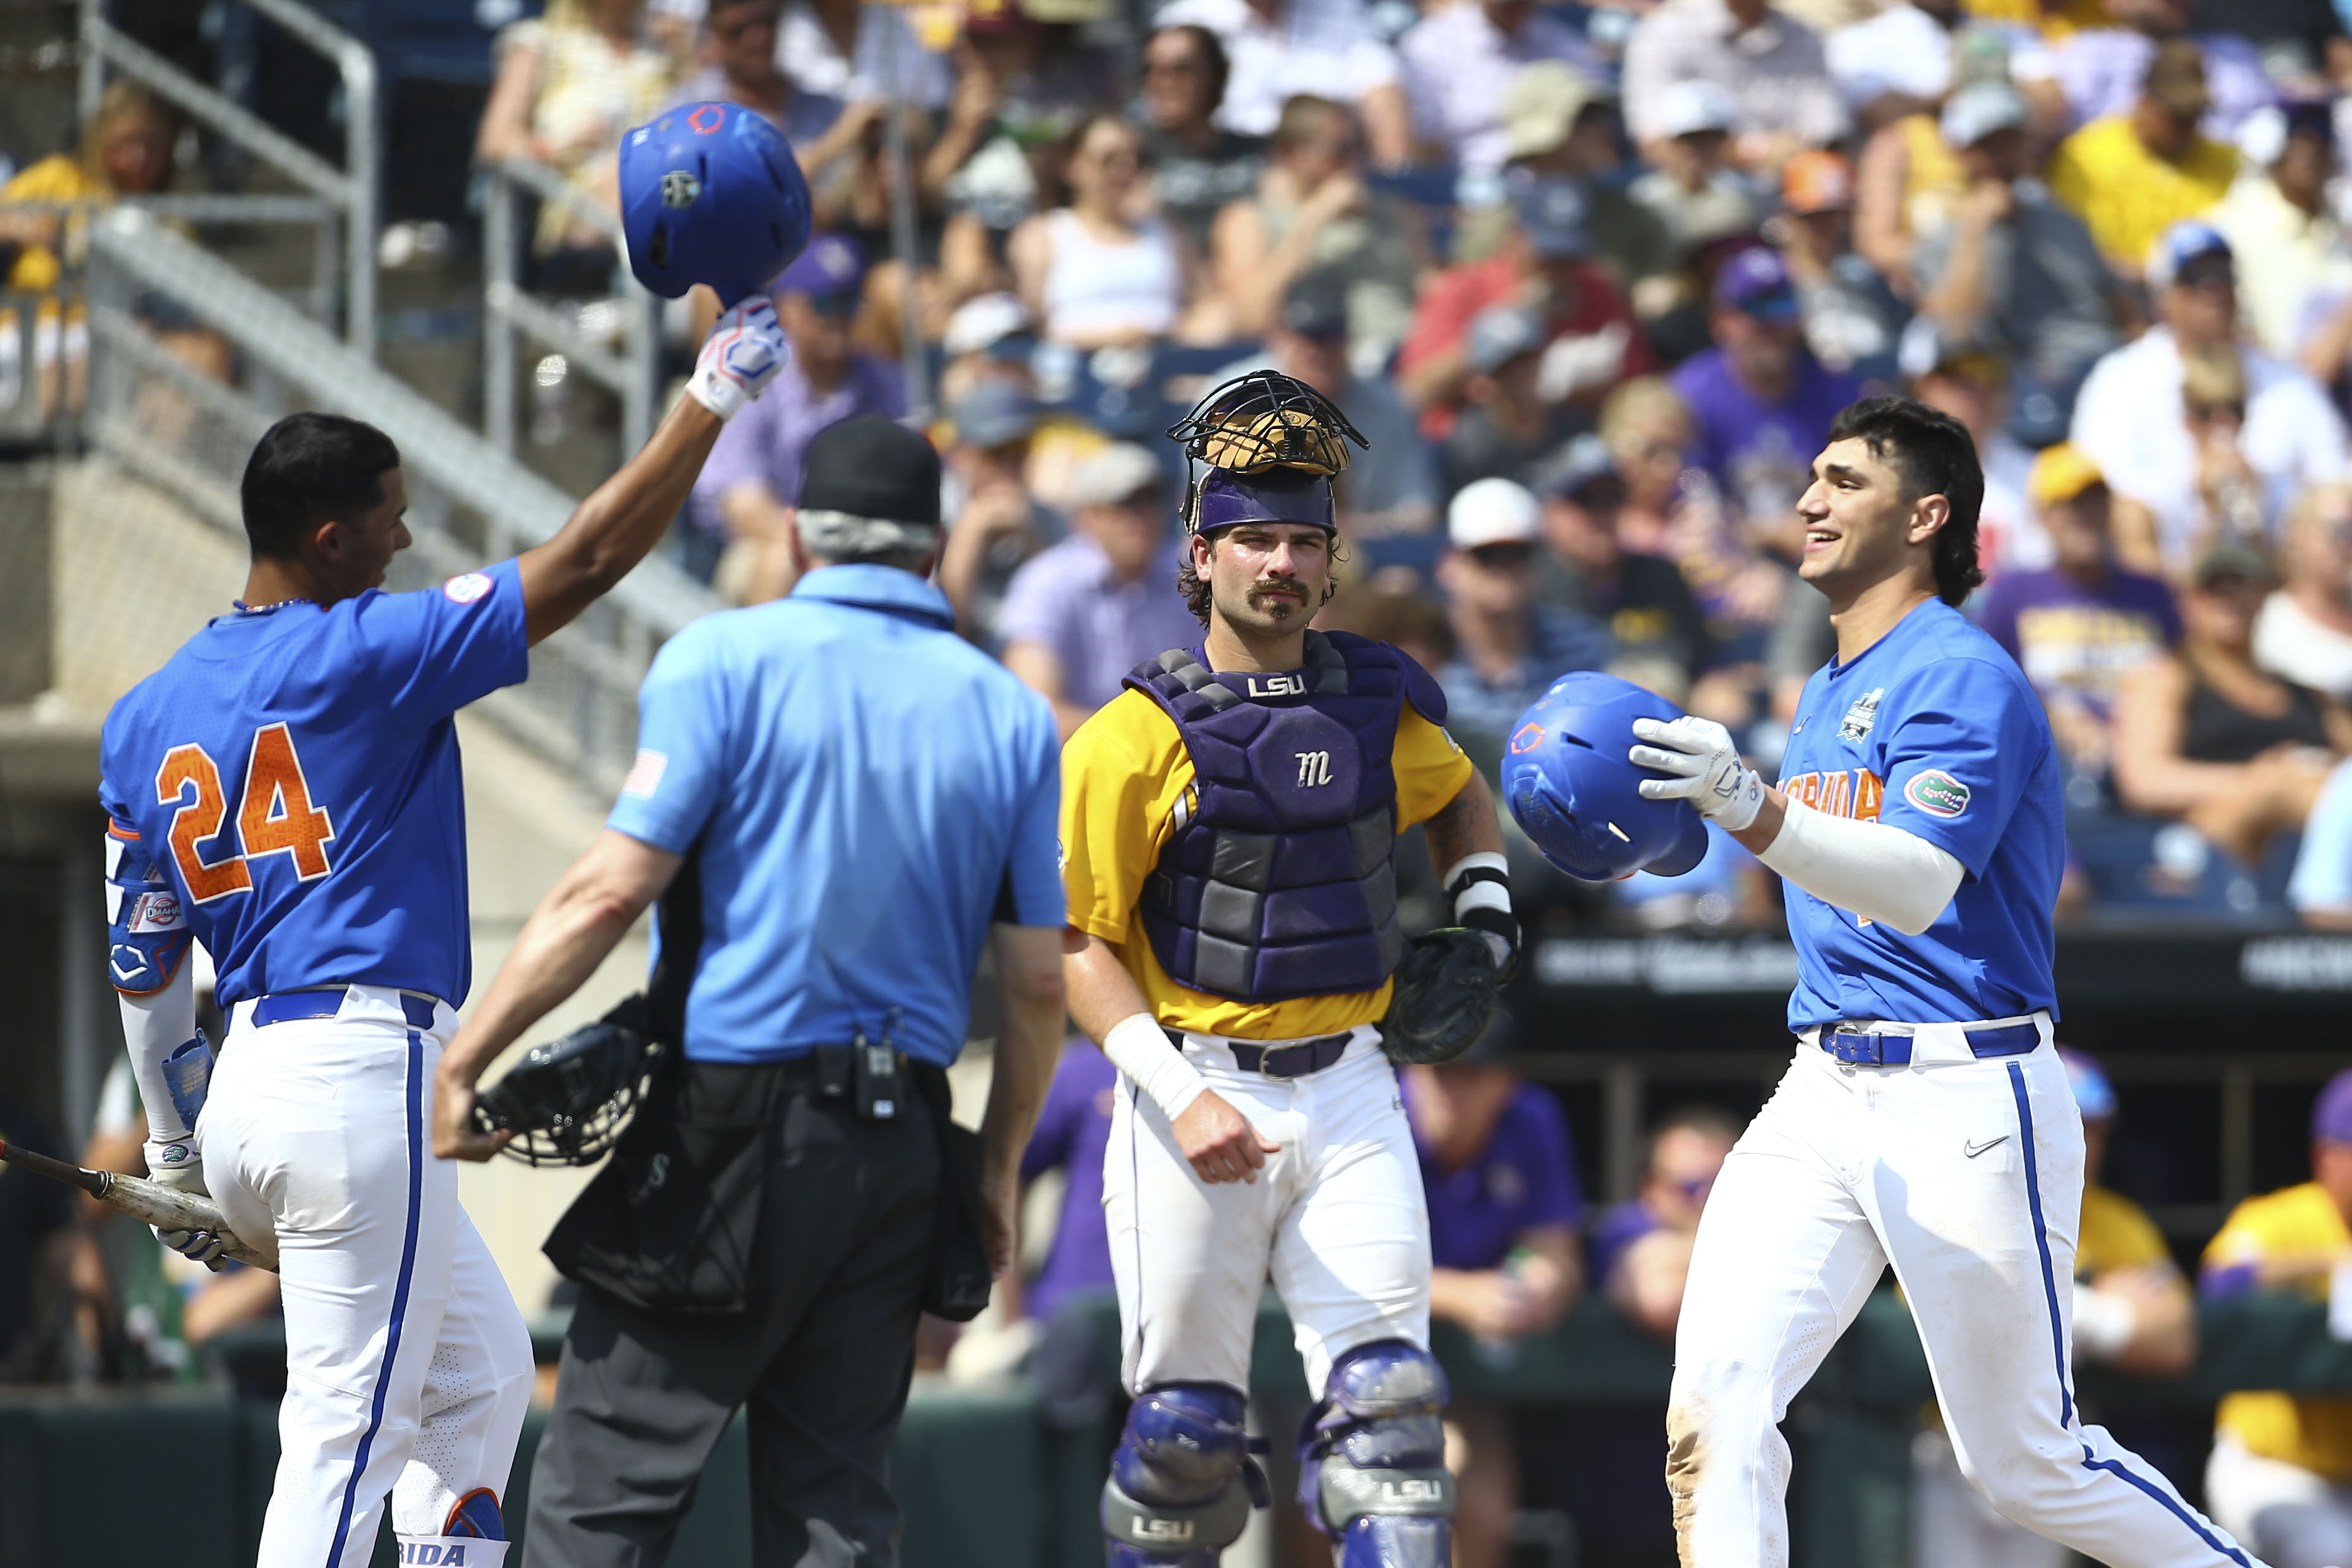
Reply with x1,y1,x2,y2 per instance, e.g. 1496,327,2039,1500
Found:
1818,1022,2040,1066
251,987,440,1030
1166,1027,1353,1078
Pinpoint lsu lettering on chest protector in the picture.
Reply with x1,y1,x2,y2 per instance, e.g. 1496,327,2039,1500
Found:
1126,630,1444,1002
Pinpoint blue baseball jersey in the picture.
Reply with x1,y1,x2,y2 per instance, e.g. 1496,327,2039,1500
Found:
98,561,530,1008
606,564,1064,1068
1776,597,2062,1031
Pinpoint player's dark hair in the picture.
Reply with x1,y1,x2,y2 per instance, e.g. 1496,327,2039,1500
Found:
241,413,401,561
1824,396,1984,606
1176,530,1344,627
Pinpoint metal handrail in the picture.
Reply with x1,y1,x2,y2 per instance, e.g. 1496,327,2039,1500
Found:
83,208,719,790
79,0,377,356
482,155,663,456
3,195,344,324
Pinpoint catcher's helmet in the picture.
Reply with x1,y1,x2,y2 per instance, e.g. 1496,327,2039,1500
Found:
1502,672,1711,882
1168,371,1367,534
620,102,811,307
474,1003,666,1167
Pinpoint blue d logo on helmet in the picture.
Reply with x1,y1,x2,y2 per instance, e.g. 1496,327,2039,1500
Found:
620,102,812,307
1502,672,1710,881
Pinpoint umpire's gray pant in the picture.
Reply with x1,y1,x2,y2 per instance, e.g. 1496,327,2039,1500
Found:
522,1080,941,1568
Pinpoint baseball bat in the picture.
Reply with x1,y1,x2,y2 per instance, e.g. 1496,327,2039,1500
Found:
0,1138,277,1272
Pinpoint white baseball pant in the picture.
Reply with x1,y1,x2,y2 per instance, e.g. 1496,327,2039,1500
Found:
1104,1026,1431,1396
204,985,534,1568
1669,1020,2263,1568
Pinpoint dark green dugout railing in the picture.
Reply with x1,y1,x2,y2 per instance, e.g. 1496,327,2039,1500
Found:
0,1291,2341,1568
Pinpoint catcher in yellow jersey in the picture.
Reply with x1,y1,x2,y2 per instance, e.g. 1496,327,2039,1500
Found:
1061,372,1519,1568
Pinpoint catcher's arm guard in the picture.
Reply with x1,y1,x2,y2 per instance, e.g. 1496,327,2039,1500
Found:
474,994,667,1167
1379,928,1505,1066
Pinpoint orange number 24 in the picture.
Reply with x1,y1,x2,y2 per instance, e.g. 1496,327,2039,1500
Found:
156,724,337,903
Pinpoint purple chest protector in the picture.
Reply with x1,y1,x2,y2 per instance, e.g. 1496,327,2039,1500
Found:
1126,630,1447,1003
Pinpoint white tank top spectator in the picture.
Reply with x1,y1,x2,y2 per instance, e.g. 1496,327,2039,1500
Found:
1010,114,1192,348
1152,0,1414,167
1397,0,1610,173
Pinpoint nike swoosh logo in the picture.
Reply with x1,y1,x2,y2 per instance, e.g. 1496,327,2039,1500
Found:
1963,1136,2008,1159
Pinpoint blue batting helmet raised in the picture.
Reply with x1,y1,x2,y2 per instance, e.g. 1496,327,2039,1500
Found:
1502,672,1711,881
620,102,811,306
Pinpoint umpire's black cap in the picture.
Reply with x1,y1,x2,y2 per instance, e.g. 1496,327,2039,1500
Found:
800,416,943,527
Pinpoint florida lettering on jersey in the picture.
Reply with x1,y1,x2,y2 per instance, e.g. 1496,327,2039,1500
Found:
1777,600,2064,1032
98,562,530,1007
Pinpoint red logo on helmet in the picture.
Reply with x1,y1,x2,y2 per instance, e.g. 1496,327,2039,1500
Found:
1509,722,1545,755
688,104,725,135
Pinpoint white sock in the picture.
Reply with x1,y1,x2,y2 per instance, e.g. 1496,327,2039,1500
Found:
395,1538,509,1567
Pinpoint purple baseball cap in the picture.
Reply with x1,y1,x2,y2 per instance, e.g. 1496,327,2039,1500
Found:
2314,1068,2352,1145
774,231,866,301
1714,245,1798,319
1192,467,1335,534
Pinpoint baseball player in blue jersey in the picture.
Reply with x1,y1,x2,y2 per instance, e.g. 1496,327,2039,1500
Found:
1626,398,2265,1568
95,299,791,1568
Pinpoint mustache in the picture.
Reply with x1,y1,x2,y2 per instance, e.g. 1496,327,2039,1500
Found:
1248,574,1310,601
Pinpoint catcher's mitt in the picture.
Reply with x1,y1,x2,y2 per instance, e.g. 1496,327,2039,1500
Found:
476,998,666,1167
1380,928,1505,1066
1167,370,1367,478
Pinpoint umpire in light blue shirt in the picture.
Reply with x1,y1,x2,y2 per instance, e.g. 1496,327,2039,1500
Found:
435,416,1068,1568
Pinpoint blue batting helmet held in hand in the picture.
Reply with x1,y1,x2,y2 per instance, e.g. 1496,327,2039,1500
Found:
620,102,811,306
1502,672,1711,881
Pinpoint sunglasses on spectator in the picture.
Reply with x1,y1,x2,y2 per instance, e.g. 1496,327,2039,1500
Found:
1466,543,1536,570
712,10,779,40
1144,53,1206,75
1739,290,1801,324
2186,399,2244,422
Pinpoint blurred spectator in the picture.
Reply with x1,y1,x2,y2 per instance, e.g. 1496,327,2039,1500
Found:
1625,81,1768,262
665,0,874,208
1207,95,1423,360
1908,343,2035,573
930,7,1121,207
0,1099,78,1380
2256,484,2352,701
938,379,1066,642
2113,540,2351,864
2288,757,2352,924
1152,0,1414,167
2046,39,2237,278
1012,1041,1118,1329
937,291,1037,407
1772,149,1908,382
1620,0,1849,169
1977,445,2181,777
1600,375,1702,556
1011,114,1190,349
1400,179,1655,438
2186,0,2349,81
2046,0,2275,138
1402,1011,1583,1568
1914,1047,2196,1568
998,443,1200,737
1826,0,2054,132
1434,478,1615,745
478,0,682,253
1588,1106,1740,1340
1324,589,1457,673
688,234,906,598
1915,81,2123,439
1671,247,1864,546
2199,1068,2352,1567
771,0,953,108
1494,64,1675,300
1850,78,1974,298
1136,25,1267,257
1226,272,1442,534
1533,434,1716,693
1765,564,1836,721
1441,305,1589,492
2070,222,2348,577
2212,103,2352,365
1398,0,1608,172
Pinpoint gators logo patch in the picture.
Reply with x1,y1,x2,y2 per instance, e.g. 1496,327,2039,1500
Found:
1509,721,1545,755
1903,769,1970,818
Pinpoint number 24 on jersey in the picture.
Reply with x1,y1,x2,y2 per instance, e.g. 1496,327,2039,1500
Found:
155,723,337,902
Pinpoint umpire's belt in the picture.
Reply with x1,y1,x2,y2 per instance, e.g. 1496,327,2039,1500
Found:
251,986,440,1030
1812,1020,2041,1067
1164,1027,1352,1078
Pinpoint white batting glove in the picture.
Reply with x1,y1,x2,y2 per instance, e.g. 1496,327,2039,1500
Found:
684,296,790,422
1629,716,1764,831
143,1147,227,1272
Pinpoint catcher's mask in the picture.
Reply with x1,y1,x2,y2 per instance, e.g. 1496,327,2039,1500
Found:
474,1004,666,1167
1168,371,1368,534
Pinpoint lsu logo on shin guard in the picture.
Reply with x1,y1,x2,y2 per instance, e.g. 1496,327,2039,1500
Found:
1132,1513,1197,1543
1380,1477,1448,1505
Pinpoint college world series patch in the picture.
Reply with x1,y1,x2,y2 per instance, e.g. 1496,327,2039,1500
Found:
442,571,494,605
1903,769,1971,818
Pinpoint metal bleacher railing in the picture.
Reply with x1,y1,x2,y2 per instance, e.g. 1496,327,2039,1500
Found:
479,155,665,457
80,208,718,793
78,0,378,356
